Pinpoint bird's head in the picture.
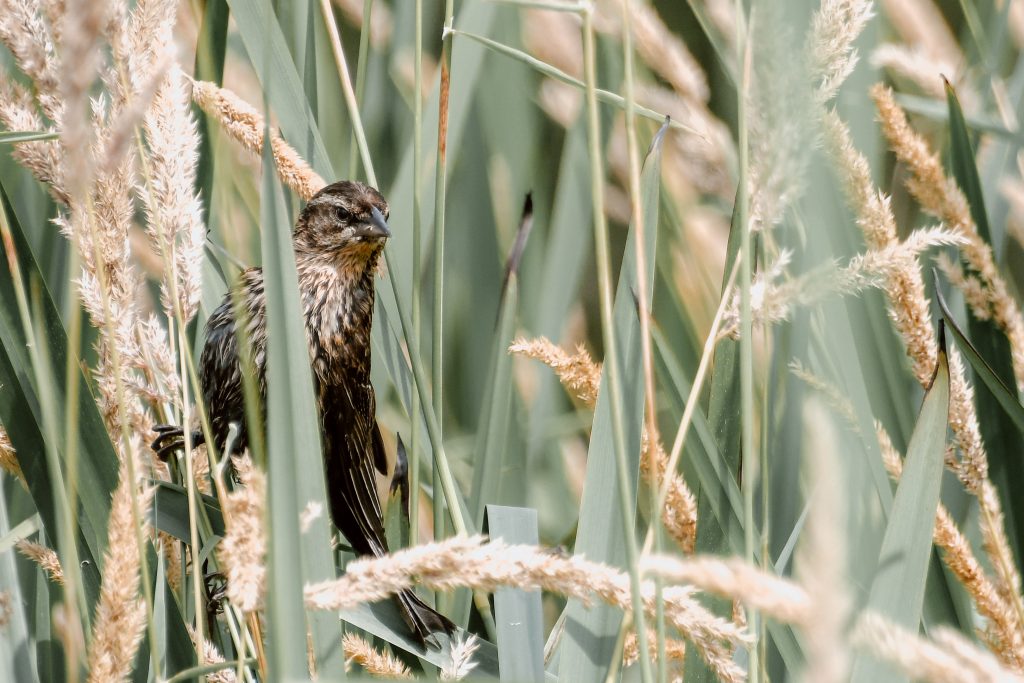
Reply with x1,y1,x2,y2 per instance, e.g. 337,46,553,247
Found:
294,180,391,269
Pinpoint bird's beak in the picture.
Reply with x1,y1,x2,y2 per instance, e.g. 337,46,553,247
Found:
360,207,392,240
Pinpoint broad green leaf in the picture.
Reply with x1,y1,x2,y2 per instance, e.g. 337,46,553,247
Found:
340,602,501,677
555,124,664,681
851,346,951,682
470,195,531,529
0,485,38,682
149,481,226,543
259,115,341,678
485,505,545,683
945,82,1024,568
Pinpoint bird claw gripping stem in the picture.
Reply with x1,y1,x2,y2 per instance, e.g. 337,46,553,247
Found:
150,424,206,461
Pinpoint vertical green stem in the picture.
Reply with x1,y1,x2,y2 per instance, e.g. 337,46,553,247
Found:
581,8,652,682
60,249,91,641
348,0,375,178
617,0,663,678
736,2,758,681
409,0,424,550
0,212,87,671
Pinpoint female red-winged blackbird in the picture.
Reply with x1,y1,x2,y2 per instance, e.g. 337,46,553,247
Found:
153,180,454,647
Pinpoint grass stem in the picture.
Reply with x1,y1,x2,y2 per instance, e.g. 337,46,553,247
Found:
581,7,652,681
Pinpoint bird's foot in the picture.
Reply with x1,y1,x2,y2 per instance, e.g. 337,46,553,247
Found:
151,424,205,461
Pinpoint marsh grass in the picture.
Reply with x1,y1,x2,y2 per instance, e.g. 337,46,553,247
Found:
2,0,1024,681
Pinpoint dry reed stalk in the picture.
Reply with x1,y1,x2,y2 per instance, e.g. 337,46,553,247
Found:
160,532,183,594
872,86,1024,626
639,554,811,623
218,454,267,613
86,450,155,683
305,536,778,682
641,433,697,553
188,626,238,683
622,629,686,673
0,426,24,484
521,9,582,80
509,337,602,406
191,80,326,201
16,539,65,585
797,400,851,683
872,84,1024,390
441,634,481,681
600,0,708,103
821,107,937,384
878,0,963,69
509,336,698,552
720,227,965,339
808,0,874,104
870,44,951,99
853,611,1024,683
875,424,1024,669
0,77,65,201
935,252,992,324
343,632,413,679
0,0,198,451
140,63,205,324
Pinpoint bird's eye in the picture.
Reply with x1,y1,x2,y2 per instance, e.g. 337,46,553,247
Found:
335,206,351,222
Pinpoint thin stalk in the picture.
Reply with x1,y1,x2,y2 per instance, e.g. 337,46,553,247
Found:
410,0,425,545
581,8,652,682
448,29,700,135
61,248,91,641
736,3,758,681
348,0,375,178
617,0,663,678
641,257,740,555
0,214,86,674
431,0,456,568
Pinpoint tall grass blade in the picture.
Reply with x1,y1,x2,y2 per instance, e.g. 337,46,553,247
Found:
945,82,1024,567
0,484,37,681
259,117,337,678
851,340,951,683
555,130,661,681
470,196,531,527
935,283,1024,431
339,602,502,675
485,505,545,683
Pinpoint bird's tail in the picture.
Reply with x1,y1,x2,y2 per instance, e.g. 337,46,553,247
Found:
395,589,456,649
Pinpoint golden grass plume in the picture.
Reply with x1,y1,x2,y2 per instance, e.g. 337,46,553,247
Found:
218,453,267,613
16,539,65,585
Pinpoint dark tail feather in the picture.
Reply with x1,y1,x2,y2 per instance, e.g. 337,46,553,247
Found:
395,589,456,650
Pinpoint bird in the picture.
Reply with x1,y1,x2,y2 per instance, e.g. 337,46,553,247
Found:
152,180,455,648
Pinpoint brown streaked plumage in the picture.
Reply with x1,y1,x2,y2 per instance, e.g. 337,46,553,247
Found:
153,180,454,647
